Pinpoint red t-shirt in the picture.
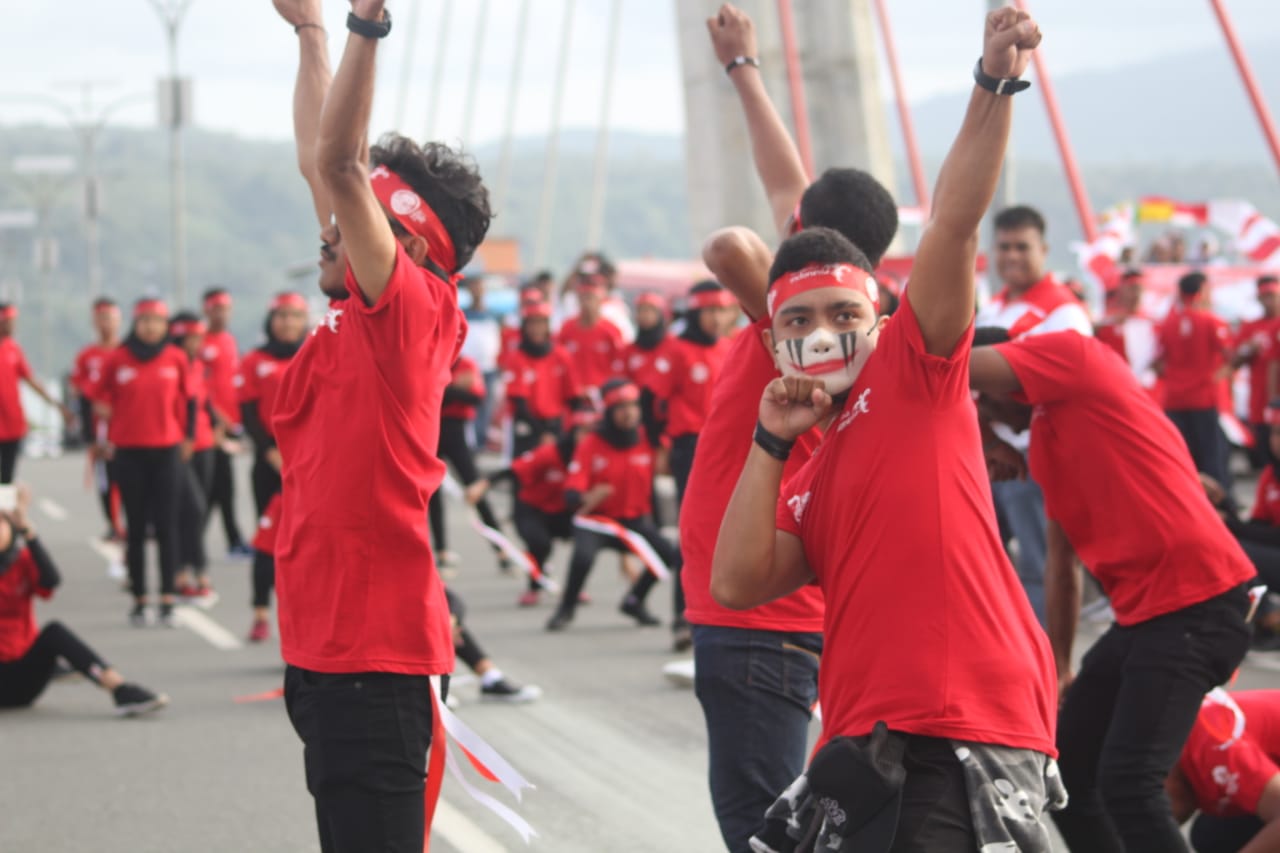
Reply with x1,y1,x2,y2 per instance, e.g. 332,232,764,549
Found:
502,347,580,421
0,338,32,443
558,316,624,391
996,331,1254,625
252,493,283,556
1236,317,1280,424
565,432,653,519
202,329,241,427
776,297,1057,755
186,358,215,452
1251,467,1280,525
681,317,825,634
236,348,292,441
1180,690,1280,818
441,355,484,421
511,442,570,514
272,242,463,676
71,342,113,400
96,345,190,448
647,336,731,438
498,325,522,371
625,338,669,391
1158,304,1232,410
0,550,52,662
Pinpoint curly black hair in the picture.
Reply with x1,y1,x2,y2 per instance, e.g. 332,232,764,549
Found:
768,227,873,287
799,168,898,267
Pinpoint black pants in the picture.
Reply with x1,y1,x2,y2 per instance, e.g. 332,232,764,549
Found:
284,665,438,853
1053,584,1252,853
556,516,678,616
1190,813,1264,852
208,446,245,548
669,433,698,623
0,438,20,484
251,455,282,518
513,502,573,592
444,587,487,672
179,448,215,574
428,417,501,553
115,446,184,599
94,458,121,534
1167,408,1232,492
890,735,978,851
0,621,109,707
252,551,276,609
1249,422,1272,470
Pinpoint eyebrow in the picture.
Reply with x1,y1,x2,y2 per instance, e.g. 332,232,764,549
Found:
779,305,814,317
827,300,860,311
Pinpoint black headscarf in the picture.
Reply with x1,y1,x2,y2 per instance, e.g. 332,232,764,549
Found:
123,331,168,362
260,313,304,360
519,318,552,358
635,316,667,351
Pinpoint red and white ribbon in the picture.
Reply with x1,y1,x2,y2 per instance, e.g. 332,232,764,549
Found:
439,475,558,591
572,515,671,580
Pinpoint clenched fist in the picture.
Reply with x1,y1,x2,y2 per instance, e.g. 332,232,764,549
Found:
272,0,323,28
759,376,832,442
706,3,757,68
982,6,1042,81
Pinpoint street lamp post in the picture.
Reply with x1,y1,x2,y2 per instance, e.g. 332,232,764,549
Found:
147,0,195,306
12,157,75,379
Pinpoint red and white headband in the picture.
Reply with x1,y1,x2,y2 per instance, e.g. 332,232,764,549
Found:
170,319,207,338
687,289,735,310
369,165,458,273
0,306,18,321
1259,278,1280,295
575,273,607,292
134,299,169,319
203,292,232,309
602,382,640,407
271,292,308,312
766,263,879,319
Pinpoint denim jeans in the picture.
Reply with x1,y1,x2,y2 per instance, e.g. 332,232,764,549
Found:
693,625,821,853
1052,585,1252,853
992,477,1048,625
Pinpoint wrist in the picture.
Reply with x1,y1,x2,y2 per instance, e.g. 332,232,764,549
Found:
754,421,795,461
295,22,325,35
725,56,760,76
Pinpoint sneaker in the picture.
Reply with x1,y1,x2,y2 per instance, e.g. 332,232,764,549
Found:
177,583,201,600
227,543,254,560
545,609,574,632
620,597,660,627
129,604,150,628
517,590,541,608
445,691,461,710
247,618,270,643
189,587,219,610
480,678,542,704
113,683,169,717
157,604,177,629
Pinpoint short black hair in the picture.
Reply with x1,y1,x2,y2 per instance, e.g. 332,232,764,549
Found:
93,297,117,310
688,279,724,296
1260,274,1279,288
799,168,898,267
993,205,1047,236
370,134,493,273
973,326,1012,347
878,288,899,317
1179,271,1207,298
768,227,872,287
1121,268,1144,281
201,286,228,302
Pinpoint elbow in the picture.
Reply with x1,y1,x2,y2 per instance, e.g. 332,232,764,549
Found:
709,559,757,611
314,146,366,191
700,227,748,272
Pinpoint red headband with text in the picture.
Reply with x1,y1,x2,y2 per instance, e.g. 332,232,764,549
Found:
767,263,879,319
602,382,640,407
569,407,599,428
688,289,735,310
0,306,17,321
271,292,308,311
636,292,667,312
135,299,170,319
369,165,458,273
203,292,231,309
170,319,207,338
1259,278,1280,295
521,300,553,319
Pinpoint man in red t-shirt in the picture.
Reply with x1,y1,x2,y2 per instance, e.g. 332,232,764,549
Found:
1095,268,1162,402
971,328,1255,851
716,13,1062,849
1233,274,1280,468
270,1,493,848
557,273,624,396
1157,271,1235,490
0,303,70,484
71,298,123,537
200,287,249,557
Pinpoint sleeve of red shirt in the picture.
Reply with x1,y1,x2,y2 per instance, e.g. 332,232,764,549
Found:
237,353,261,403
647,345,678,401
343,241,451,351
993,331,1089,406
1214,317,1234,357
1203,737,1280,816
887,292,974,402
503,357,528,402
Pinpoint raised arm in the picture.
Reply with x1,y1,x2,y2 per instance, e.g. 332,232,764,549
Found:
706,4,809,238
907,9,1040,356
274,0,334,228
315,0,399,304
702,226,772,321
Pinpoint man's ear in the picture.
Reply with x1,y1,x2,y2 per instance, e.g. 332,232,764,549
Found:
402,234,429,267
874,314,890,335
761,326,784,372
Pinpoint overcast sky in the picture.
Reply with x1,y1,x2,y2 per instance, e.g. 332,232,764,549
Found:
4,0,1279,146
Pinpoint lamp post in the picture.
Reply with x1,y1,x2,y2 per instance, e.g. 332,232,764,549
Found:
11,157,76,378
147,0,196,305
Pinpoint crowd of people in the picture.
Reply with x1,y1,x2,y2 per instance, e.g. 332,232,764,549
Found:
5,1,1280,851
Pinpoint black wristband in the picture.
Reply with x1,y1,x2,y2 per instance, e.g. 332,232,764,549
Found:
754,421,794,462
346,9,392,39
972,57,1030,95
725,56,760,76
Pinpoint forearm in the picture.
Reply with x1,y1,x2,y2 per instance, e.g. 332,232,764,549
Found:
701,227,771,321
1044,526,1081,677
316,32,378,187
294,26,334,226
730,68,809,236
240,402,274,451
25,378,57,407
1269,359,1279,403
185,399,198,441
711,445,786,609
930,87,1012,239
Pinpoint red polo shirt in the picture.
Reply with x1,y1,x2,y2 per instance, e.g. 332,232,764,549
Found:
96,345,190,448
0,338,32,443
1159,303,1232,411
565,432,653,520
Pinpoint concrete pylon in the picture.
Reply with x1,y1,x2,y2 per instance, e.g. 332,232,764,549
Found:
676,0,897,250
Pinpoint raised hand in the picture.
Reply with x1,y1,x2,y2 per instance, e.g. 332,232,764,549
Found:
706,3,757,67
272,0,323,28
759,376,831,443
349,0,386,22
982,6,1042,80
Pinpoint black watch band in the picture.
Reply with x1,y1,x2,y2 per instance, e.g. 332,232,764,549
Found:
725,56,760,76
347,9,393,39
753,421,795,462
972,57,1030,95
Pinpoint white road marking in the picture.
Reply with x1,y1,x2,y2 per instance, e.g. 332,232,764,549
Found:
88,536,122,562
38,498,67,521
433,798,509,853
173,606,243,650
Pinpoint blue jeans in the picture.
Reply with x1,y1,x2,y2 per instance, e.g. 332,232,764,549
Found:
693,625,821,853
992,477,1048,625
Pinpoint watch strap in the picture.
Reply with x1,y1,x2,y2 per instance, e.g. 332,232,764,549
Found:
972,57,1030,95
346,9,393,39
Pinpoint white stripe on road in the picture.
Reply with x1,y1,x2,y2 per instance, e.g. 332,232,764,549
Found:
88,536,122,563
173,606,243,650
38,498,67,521
433,798,509,853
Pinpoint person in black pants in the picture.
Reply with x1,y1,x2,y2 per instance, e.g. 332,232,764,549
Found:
0,485,166,715
445,587,540,703
71,298,124,539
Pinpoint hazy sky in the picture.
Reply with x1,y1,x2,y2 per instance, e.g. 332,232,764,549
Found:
4,0,1279,146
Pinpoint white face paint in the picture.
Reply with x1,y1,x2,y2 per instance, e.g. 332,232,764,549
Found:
773,324,878,396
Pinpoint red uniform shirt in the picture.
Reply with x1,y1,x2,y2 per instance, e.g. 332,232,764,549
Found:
777,298,1056,755
624,338,669,391
273,243,462,676
96,345,190,448
0,338,32,443
1251,467,1280,525
441,356,484,421
1180,690,1280,818
186,358,216,452
997,331,1254,625
681,317,824,634
252,493,283,556
511,442,571,515
70,343,113,401
565,432,653,519
1236,317,1280,424
558,316,624,391
648,336,731,438
502,347,580,421
236,348,292,441
498,324,522,370
0,550,52,662
1158,304,1232,410
202,329,241,427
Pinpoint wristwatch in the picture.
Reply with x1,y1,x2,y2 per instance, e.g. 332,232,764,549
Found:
972,57,1030,95
347,8,393,39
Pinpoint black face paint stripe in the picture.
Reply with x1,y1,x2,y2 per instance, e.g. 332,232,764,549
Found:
839,331,853,366
786,337,803,368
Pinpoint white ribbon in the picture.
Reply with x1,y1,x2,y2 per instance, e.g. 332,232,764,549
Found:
572,514,671,580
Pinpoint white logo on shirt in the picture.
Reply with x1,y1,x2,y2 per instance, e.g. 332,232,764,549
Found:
836,388,872,432
628,354,644,371
546,470,565,483
314,307,344,336
787,491,812,525
655,357,671,374
1268,486,1280,504
116,366,137,385
202,345,219,361
258,515,273,530
1212,764,1239,813
690,363,710,384
257,362,277,379
592,456,608,473
631,453,652,466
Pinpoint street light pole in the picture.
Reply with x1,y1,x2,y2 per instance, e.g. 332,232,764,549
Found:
148,0,195,306
12,157,75,379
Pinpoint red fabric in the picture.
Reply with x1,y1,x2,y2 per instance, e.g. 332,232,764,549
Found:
96,345,190,448
186,358,215,452
1180,690,1280,817
624,338,669,391
647,337,732,437
502,347,580,420
985,275,1089,339
201,330,241,427
565,432,653,519
441,356,484,421
252,493,283,555
510,443,570,514
681,317,824,634
1236,317,1280,424
0,339,32,443
236,349,292,438
0,550,51,662
776,297,1056,755
1094,320,1126,360
70,343,113,399
1158,305,1232,410
557,316,624,391
1251,467,1280,525
996,332,1254,625
272,242,462,675
498,325,522,370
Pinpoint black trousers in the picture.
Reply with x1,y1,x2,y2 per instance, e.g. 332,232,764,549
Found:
1249,422,1272,470
0,438,20,484
890,735,978,852
178,448,215,573
556,516,678,616
208,446,245,548
252,551,276,609
1167,408,1232,492
251,455,282,518
444,587,487,672
284,665,438,853
513,502,574,592
0,621,109,707
1190,813,1265,852
115,446,184,599
428,417,501,553
1053,585,1252,853
669,433,698,624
